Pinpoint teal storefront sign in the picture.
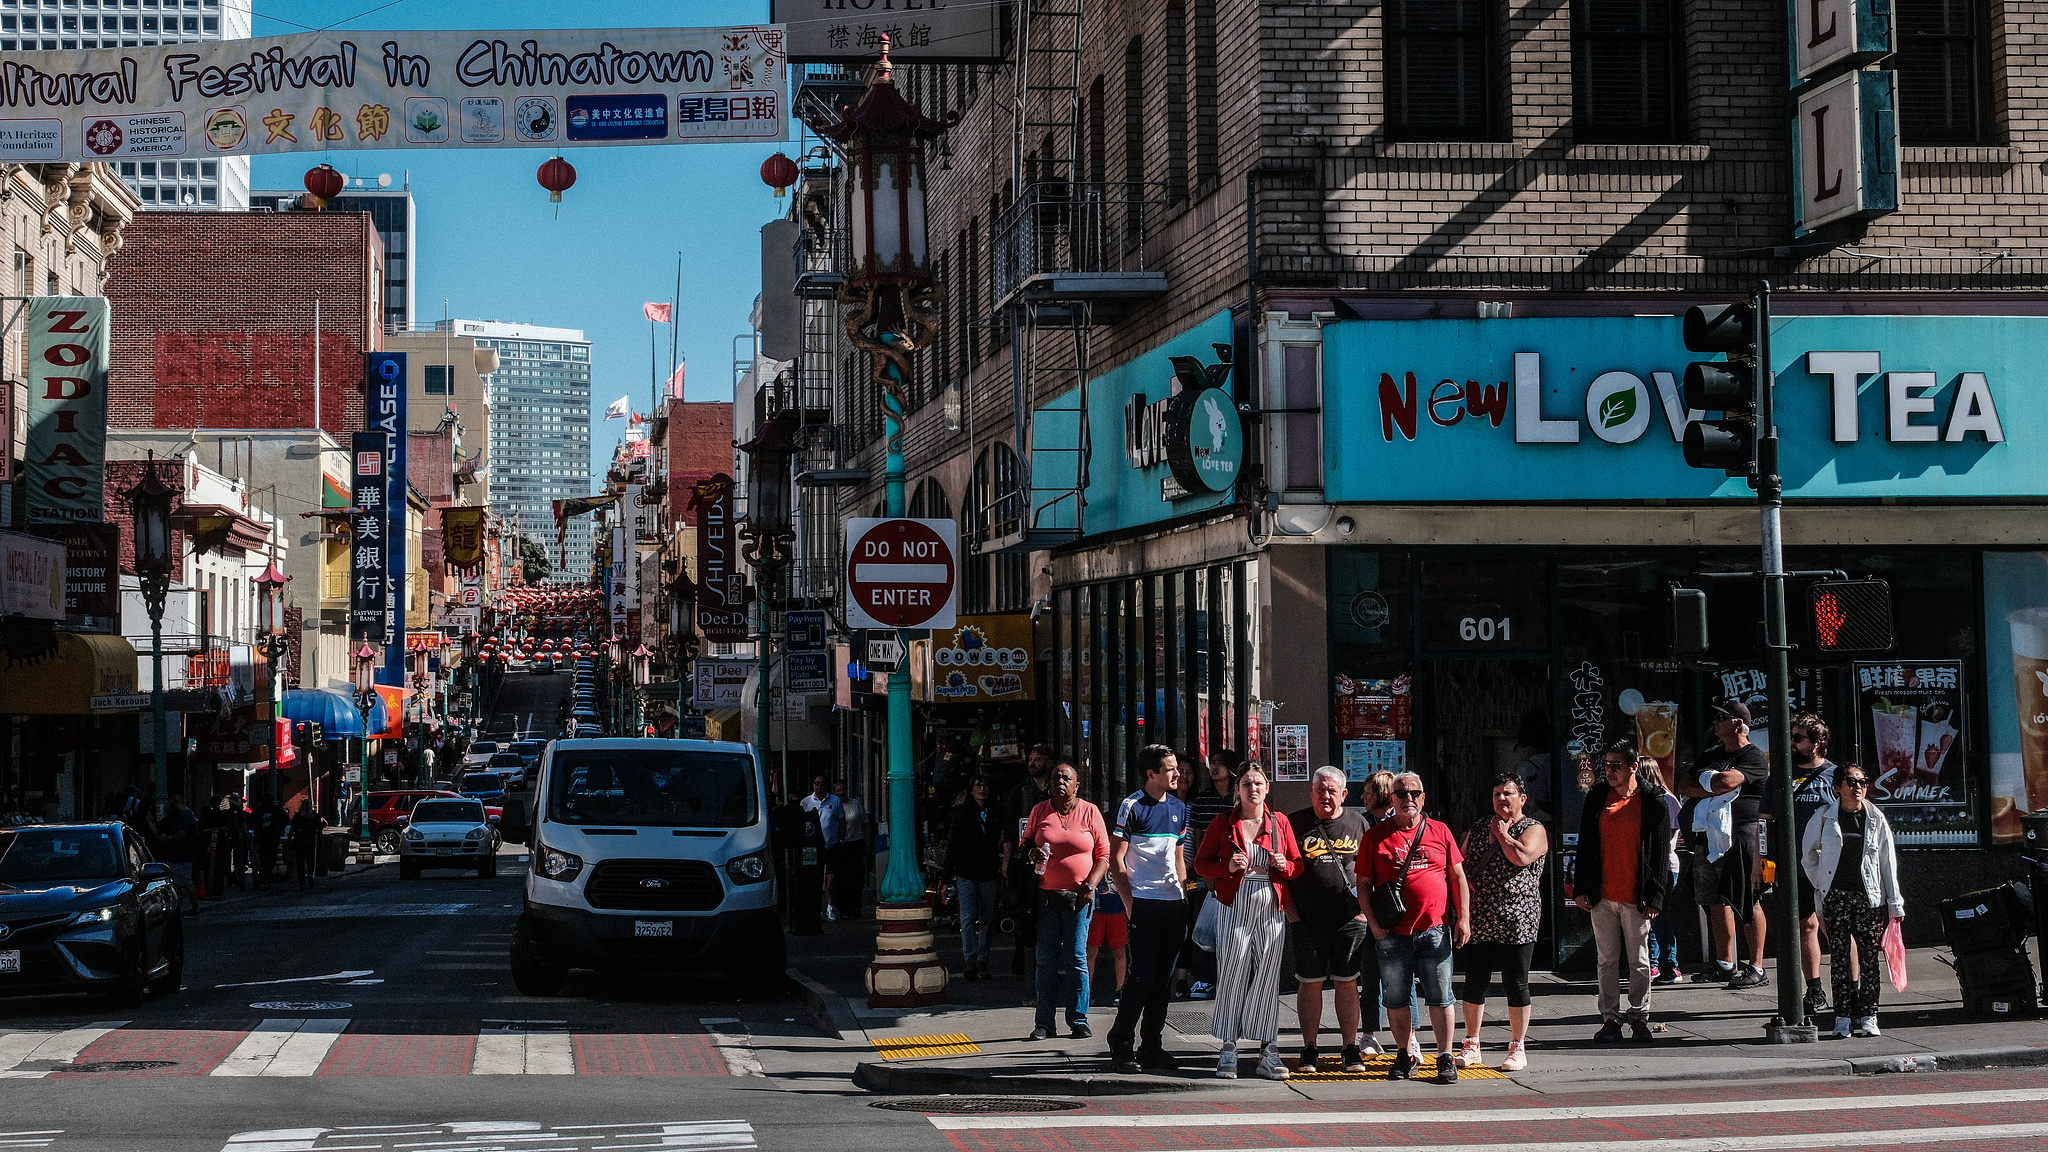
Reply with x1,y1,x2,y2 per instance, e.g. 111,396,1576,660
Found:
1031,310,1239,536
1323,314,2038,502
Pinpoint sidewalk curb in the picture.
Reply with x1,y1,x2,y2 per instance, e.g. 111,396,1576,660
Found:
790,967,862,1041
1532,1041,2048,1088
1848,1042,2048,1075
853,1060,1201,1096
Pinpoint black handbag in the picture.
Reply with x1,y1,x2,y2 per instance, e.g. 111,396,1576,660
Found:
1369,821,1428,927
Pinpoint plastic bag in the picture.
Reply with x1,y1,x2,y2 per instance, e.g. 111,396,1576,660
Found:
1192,894,1224,952
1882,917,1909,992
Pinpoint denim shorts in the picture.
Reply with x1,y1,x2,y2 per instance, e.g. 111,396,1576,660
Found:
1375,924,1454,1009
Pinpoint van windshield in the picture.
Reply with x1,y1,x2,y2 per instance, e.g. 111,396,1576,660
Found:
545,749,757,828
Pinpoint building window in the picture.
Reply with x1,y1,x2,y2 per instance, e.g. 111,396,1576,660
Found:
1385,0,1496,141
1896,0,1991,145
424,365,448,394
1191,0,1219,189
1163,0,1191,202
1572,0,1682,142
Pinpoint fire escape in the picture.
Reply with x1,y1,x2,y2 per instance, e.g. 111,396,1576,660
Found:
983,0,1169,554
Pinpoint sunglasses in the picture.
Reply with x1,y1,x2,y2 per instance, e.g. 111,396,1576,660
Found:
1603,760,1631,770
1841,778,1870,788
1791,734,1817,743
1391,789,1424,799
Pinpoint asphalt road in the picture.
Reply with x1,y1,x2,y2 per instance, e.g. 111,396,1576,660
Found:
479,665,573,746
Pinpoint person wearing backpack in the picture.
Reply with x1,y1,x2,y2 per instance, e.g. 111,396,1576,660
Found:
1358,771,1471,1084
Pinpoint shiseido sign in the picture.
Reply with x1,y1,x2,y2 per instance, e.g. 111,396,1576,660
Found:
693,473,748,641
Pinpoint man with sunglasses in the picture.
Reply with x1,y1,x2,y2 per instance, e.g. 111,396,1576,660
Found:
1787,714,1839,1018
1358,773,1470,1083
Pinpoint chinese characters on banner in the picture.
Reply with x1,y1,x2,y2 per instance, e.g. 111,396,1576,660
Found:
348,431,387,638
0,26,785,163
441,505,486,569
771,2,1002,62
1853,659,1970,845
366,352,406,681
609,525,627,637
23,298,110,524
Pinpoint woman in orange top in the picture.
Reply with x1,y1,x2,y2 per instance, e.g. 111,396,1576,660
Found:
1024,763,1111,1041
1194,764,1303,1079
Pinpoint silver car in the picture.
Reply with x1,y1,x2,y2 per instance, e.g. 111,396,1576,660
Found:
399,798,496,879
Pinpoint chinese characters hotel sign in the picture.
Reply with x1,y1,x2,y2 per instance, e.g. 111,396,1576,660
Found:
0,25,785,162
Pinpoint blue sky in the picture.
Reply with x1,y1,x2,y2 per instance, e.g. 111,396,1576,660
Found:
247,0,782,485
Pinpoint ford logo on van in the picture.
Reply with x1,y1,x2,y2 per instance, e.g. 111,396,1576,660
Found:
640,877,668,889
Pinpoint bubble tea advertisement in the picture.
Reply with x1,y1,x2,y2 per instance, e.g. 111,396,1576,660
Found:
1986,553,2048,843
1852,660,1971,845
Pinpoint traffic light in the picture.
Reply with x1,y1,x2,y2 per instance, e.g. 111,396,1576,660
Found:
1681,302,1761,476
1809,579,1894,653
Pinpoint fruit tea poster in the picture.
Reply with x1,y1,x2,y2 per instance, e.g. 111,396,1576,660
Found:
1984,551,2048,844
1851,659,1972,846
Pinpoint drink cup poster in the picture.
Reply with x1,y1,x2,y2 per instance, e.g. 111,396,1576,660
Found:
1985,552,2048,843
1852,659,1969,845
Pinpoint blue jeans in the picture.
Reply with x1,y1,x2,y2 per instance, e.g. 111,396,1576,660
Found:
1035,889,1094,1030
1649,868,1681,970
1375,924,1455,1009
957,878,1000,965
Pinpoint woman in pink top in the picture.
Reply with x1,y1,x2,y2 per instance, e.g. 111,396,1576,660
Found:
1025,762,1111,1040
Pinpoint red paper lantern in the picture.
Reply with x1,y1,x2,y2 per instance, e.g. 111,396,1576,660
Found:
303,163,344,207
760,152,798,198
537,156,577,203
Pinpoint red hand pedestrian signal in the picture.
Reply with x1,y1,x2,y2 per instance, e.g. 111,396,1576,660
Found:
1814,590,1847,648
1809,579,1893,653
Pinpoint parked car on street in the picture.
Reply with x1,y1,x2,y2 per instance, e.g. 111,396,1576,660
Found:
462,740,501,770
487,751,529,790
0,822,183,1006
399,798,496,880
365,789,502,855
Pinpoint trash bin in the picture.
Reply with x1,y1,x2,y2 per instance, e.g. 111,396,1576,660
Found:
320,827,351,872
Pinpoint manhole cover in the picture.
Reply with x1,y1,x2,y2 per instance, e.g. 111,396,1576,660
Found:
61,1060,177,1073
870,1097,1084,1115
249,1000,351,1011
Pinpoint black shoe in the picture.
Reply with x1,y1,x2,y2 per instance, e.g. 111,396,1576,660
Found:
1136,1047,1181,1071
1109,1048,1142,1075
1629,1020,1654,1043
1029,1026,1051,1041
1070,1022,1092,1039
1390,1051,1418,1080
1340,1044,1367,1073
1437,1052,1458,1083
1593,1020,1624,1044
1727,966,1769,990
1298,1045,1320,1073
1804,983,1830,1016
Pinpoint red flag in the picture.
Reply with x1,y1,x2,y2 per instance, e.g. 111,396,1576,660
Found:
666,362,686,399
642,302,672,323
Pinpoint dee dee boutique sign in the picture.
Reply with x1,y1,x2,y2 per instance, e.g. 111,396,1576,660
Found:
1324,314,2043,503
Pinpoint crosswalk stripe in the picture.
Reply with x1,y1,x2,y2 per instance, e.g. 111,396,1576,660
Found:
0,1022,126,1078
1167,1124,2048,1152
210,1019,348,1077
924,1085,2048,1131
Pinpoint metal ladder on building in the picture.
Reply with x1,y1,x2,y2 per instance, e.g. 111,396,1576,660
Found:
986,0,1089,553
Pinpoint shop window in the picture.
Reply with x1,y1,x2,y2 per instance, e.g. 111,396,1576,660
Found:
1385,0,1496,141
1895,0,1992,145
1419,554,1550,652
1572,0,1683,143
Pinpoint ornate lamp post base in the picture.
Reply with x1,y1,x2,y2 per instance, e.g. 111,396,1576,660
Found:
865,901,948,1007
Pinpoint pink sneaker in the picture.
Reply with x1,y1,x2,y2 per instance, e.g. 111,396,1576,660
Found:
1501,1041,1528,1072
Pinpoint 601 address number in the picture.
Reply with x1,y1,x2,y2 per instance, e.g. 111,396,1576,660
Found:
1459,616,1513,642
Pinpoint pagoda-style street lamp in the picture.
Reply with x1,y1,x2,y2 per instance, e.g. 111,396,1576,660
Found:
254,558,291,806
124,454,177,814
737,410,799,756
352,638,378,845
826,33,953,1008
630,643,652,737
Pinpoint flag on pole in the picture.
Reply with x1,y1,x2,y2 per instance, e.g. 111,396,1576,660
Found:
642,302,673,323
604,396,630,420
665,362,686,399
629,411,645,427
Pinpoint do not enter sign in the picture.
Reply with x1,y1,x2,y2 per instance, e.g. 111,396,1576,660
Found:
845,517,958,630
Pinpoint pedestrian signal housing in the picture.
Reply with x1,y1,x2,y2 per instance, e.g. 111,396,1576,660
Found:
1809,579,1893,653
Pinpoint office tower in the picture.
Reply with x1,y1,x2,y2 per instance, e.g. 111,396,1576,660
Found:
440,319,594,578
3,0,254,209
257,183,416,331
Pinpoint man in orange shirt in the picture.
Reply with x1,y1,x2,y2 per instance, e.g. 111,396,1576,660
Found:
1574,742,1676,1043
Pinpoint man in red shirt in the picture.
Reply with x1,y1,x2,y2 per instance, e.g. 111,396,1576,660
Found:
1358,772,1471,1083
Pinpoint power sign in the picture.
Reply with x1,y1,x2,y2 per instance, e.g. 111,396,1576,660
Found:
844,517,958,630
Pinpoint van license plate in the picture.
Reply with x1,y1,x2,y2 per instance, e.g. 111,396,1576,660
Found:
633,921,672,938
0,951,18,973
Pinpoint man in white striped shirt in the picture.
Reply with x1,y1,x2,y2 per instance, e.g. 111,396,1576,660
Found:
1106,745,1190,1075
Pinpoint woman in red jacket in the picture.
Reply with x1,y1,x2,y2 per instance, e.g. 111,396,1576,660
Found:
1195,764,1303,1079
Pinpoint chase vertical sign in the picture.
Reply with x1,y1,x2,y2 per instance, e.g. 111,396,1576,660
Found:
348,431,387,637
1788,0,1898,236
367,352,406,678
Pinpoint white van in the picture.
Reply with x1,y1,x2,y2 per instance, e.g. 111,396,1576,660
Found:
511,738,784,997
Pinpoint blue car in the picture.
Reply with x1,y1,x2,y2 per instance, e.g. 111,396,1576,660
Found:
0,822,184,1007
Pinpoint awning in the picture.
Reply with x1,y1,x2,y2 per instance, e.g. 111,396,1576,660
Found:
0,632,138,715
279,688,388,737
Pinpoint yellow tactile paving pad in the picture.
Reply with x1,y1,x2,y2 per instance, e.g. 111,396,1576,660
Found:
873,1032,982,1059
1287,1054,1508,1080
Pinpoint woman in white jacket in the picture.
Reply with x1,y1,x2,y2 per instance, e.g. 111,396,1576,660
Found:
1798,765,1905,1038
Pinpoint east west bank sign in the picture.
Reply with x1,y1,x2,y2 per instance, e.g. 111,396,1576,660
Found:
1322,315,2043,503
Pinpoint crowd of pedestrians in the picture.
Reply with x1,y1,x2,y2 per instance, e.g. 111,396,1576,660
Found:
104,788,332,902
933,697,1909,1083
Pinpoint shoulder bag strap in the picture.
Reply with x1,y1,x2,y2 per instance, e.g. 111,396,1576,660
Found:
1394,819,1426,885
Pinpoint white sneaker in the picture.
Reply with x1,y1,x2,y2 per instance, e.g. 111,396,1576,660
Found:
826,906,838,921
1854,1016,1881,1037
1255,1043,1290,1080
1214,1046,1239,1079
1359,1035,1386,1056
1833,1017,1853,1038
1455,1038,1482,1068
1500,1041,1528,1072
1407,1037,1423,1062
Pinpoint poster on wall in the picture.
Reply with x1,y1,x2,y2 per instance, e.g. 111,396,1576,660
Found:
1852,660,1971,845
1343,739,1406,782
1274,724,1310,782
1984,552,2048,843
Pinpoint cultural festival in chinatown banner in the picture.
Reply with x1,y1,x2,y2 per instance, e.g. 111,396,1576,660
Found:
0,25,786,162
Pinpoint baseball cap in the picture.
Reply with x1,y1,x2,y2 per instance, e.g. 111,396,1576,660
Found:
1711,698,1753,724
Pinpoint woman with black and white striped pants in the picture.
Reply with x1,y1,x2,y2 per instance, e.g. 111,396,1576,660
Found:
1195,764,1303,1080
